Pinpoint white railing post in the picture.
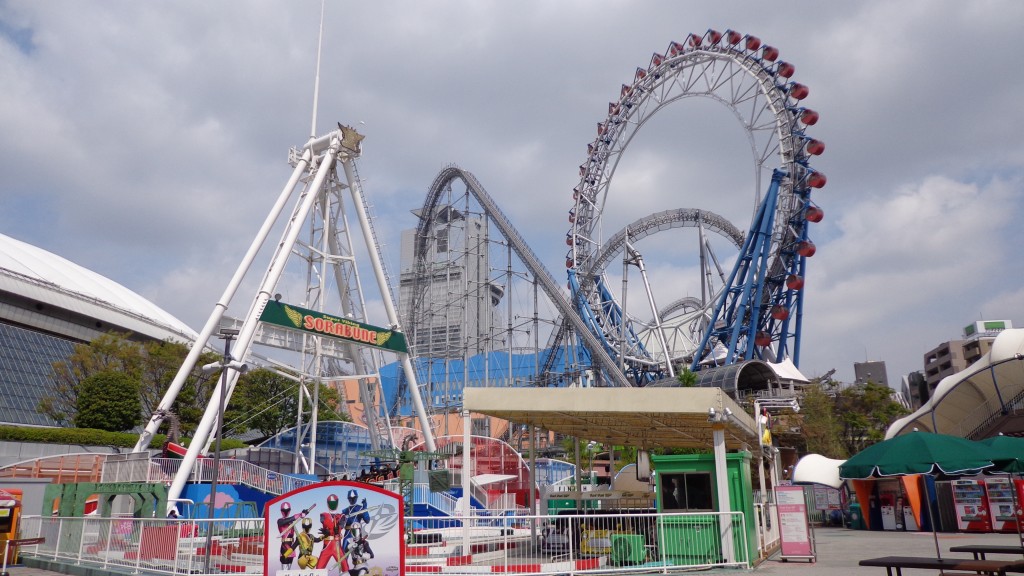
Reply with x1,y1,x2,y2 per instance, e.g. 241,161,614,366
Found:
53,518,63,561
132,519,143,575
103,518,114,570
75,518,84,566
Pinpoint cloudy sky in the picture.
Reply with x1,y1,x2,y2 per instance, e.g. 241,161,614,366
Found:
2,0,1023,387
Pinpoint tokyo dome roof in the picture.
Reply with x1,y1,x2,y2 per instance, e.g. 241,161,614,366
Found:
0,233,197,343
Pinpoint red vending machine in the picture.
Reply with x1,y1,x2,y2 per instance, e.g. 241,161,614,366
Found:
951,479,992,532
984,478,1021,533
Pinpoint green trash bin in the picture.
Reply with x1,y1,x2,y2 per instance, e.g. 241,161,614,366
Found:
849,504,865,530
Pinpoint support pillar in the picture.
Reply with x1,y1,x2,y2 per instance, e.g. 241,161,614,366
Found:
461,409,472,556
712,423,734,563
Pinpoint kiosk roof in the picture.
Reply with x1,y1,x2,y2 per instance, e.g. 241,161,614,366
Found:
464,387,758,450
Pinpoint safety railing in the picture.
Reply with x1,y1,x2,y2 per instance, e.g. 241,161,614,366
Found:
101,455,317,496
19,510,749,576
753,502,780,558
18,515,264,576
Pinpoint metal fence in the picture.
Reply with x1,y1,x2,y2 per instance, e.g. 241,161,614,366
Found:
18,510,750,576
102,456,317,496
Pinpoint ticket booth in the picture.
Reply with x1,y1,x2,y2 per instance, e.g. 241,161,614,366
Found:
0,488,22,566
651,452,756,565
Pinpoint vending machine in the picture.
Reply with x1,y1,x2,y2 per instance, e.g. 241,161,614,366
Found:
985,478,1022,533
951,479,992,532
879,493,897,530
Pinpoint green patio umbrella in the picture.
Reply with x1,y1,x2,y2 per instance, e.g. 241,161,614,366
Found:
839,431,997,479
980,434,1024,474
979,434,1024,544
839,430,999,560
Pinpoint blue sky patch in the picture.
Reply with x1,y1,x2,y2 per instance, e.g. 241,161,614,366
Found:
0,17,34,55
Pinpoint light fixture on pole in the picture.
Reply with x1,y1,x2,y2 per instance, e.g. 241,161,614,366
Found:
203,328,244,574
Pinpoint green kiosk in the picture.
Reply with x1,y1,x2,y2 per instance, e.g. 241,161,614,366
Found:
652,452,756,565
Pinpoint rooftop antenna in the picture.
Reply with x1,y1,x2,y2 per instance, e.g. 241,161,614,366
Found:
310,0,326,139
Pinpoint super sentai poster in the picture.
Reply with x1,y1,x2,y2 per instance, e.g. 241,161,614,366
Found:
264,480,404,576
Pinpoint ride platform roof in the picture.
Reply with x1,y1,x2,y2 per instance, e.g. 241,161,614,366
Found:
464,386,757,451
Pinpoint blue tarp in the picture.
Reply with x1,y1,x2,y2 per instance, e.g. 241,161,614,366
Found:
380,345,592,415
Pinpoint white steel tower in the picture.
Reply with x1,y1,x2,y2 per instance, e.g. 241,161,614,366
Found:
134,125,436,511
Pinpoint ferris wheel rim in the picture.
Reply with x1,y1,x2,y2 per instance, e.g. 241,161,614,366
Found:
568,32,821,276
564,29,825,374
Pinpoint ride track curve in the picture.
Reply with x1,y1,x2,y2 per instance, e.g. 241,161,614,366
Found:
407,166,632,389
564,29,827,380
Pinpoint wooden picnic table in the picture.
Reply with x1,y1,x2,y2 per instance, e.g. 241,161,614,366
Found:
949,545,1024,560
859,554,1024,576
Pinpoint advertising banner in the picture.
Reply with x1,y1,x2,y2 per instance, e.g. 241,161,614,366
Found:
260,300,408,354
775,485,815,561
264,480,404,576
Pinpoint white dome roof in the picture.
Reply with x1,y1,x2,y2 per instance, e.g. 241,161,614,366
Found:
0,233,197,343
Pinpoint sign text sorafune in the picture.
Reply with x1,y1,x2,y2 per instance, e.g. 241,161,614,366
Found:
259,301,408,354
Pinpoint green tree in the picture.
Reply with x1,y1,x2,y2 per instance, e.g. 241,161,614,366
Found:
677,368,697,387
41,332,143,425
799,383,848,458
138,340,220,437
42,332,220,433
835,381,909,456
225,369,347,440
74,371,142,431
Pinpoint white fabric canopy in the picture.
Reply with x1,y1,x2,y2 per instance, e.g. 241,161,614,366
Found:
792,453,845,489
768,358,810,383
887,329,1024,438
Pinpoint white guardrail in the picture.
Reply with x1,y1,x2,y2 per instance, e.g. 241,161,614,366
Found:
17,510,751,576
102,457,317,496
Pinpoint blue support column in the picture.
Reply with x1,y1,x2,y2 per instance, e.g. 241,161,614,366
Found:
691,169,786,370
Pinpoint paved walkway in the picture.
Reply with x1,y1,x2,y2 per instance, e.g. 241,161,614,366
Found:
6,527,1024,575
747,526,1024,575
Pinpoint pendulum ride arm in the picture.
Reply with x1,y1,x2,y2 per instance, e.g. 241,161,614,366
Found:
162,133,343,509
340,159,436,452
132,147,313,454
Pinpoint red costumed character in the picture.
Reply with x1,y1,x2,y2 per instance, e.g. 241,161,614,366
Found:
316,493,348,572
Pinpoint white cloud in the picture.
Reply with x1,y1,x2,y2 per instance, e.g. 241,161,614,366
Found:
2,0,1023,389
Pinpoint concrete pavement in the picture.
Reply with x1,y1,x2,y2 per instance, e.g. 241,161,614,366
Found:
7,527,1024,575
746,526,1024,575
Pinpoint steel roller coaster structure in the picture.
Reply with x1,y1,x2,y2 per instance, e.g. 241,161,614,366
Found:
402,28,827,406
139,28,827,505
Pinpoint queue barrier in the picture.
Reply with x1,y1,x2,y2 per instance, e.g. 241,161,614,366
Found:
1,537,45,575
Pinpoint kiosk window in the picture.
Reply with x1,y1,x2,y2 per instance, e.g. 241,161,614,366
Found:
660,472,713,511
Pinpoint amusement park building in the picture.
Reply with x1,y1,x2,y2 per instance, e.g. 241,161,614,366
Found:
853,360,889,387
397,208,503,358
921,320,1012,399
0,233,198,427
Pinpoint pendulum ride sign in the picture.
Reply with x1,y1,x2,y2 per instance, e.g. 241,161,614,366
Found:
260,301,408,354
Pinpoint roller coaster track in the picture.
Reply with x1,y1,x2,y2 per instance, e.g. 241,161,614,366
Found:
409,165,632,388
540,209,746,382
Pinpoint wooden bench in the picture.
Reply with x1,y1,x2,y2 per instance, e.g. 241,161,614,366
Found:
950,545,1024,560
859,555,1024,576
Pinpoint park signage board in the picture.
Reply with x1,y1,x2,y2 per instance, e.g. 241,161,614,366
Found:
775,485,816,562
260,301,408,354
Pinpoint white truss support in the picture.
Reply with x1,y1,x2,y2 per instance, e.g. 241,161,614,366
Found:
340,159,436,452
132,149,313,454
164,134,342,510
